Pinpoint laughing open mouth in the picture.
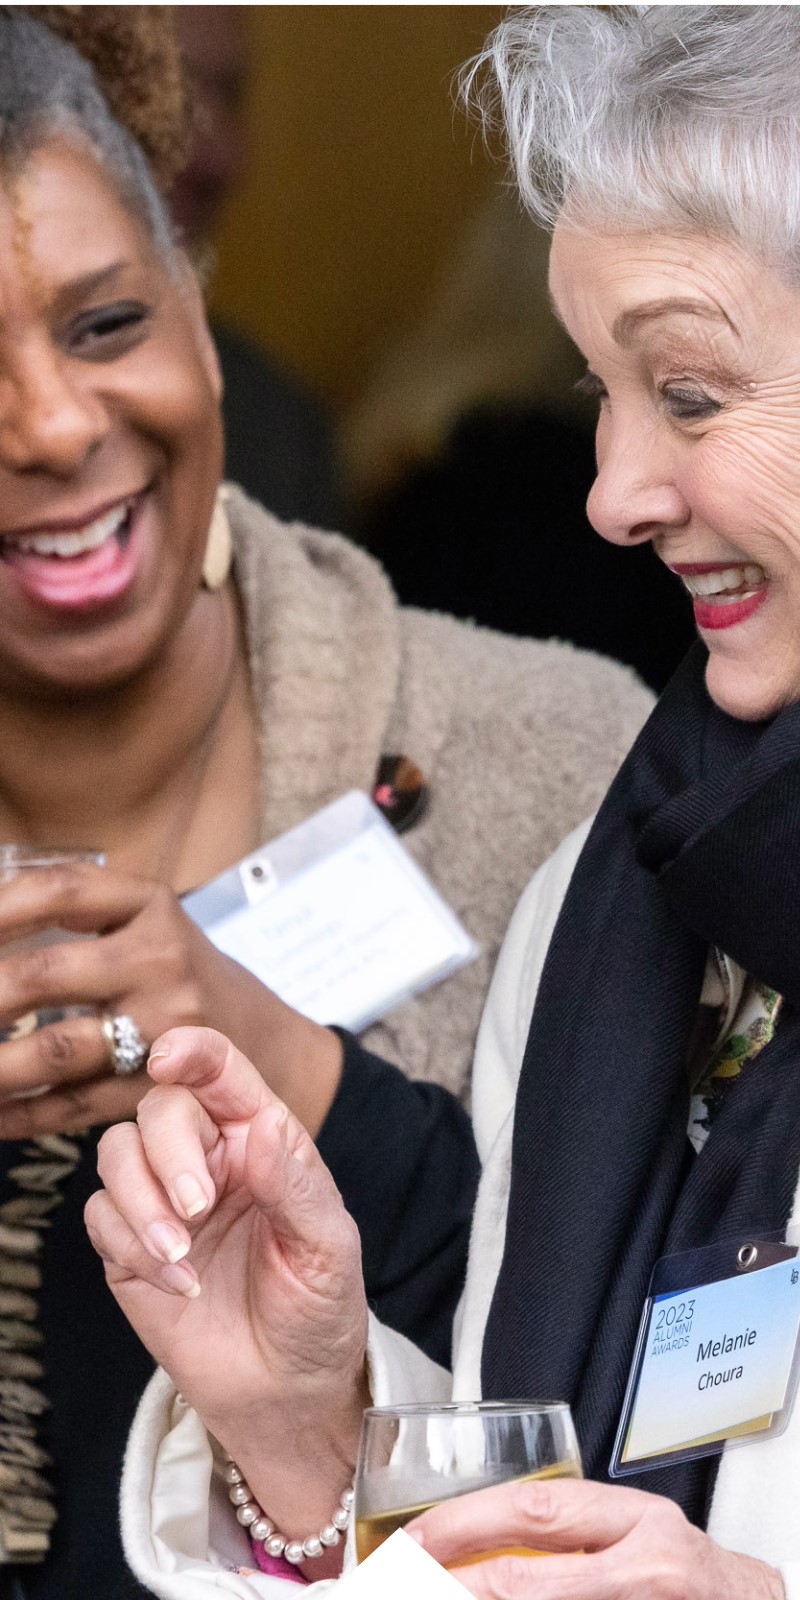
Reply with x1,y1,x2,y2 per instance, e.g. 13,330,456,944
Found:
0,493,145,611
0,496,137,562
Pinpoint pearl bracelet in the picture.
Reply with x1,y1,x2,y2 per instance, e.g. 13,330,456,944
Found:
224,1457,354,1565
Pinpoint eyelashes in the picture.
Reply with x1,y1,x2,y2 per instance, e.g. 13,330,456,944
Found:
574,368,723,421
660,387,722,421
66,301,152,360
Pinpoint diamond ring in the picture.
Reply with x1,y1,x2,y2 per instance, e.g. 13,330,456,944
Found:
101,1014,149,1076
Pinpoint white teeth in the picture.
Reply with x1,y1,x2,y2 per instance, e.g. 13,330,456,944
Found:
683,563,766,597
3,501,130,558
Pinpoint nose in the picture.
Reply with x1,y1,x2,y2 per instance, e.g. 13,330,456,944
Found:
587,416,690,548
0,344,108,476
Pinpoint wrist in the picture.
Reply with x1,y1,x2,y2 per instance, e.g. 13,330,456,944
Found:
718,1551,786,1600
214,1361,369,1540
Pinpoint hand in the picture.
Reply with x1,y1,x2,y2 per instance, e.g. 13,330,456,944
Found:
406,1477,786,1599
0,861,342,1137
85,1025,370,1537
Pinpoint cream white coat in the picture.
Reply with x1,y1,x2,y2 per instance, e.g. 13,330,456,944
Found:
120,821,800,1599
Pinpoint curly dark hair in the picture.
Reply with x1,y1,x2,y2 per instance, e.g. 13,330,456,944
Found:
22,6,188,190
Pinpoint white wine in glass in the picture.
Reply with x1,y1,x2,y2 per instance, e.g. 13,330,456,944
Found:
355,1400,582,1567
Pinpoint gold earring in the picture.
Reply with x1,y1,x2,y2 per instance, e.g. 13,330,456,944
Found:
201,490,233,591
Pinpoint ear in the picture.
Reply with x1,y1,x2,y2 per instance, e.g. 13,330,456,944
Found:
179,261,224,402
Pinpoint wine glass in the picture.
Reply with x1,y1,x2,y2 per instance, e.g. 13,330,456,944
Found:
355,1400,582,1567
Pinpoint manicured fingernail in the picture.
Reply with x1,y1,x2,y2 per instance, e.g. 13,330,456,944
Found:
147,1222,190,1265
161,1261,200,1298
148,1048,170,1070
174,1173,209,1219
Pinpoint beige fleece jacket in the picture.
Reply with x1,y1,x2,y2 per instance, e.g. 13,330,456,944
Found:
228,483,654,1101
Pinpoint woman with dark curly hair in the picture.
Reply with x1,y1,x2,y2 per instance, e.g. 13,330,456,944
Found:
0,8,651,1596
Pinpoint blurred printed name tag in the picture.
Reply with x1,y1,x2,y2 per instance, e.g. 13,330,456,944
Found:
337,1531,465,1597
183,791,477,1031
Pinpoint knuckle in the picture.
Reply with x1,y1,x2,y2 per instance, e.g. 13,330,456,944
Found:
16,943,63,997
83,1198,115,1262
648,1560,684,1600
153,933,185,977
661,1498,689,1537
35,1025,77,1078
135,1081,178,1122
340,1208,362,1257
171,980,205,1026
511,1477,558,1533
39,864,86,901
149,883,182,931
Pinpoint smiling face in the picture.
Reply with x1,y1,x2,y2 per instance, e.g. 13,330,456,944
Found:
549,223,800,720
0,138,224,697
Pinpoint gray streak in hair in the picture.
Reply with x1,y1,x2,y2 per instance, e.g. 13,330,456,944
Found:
0,6,176,261
462,6,800,278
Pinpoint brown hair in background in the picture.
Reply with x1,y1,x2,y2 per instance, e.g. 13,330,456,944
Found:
23,5,188,190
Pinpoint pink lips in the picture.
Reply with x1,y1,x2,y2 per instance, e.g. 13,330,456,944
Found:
668,562,768,633
1,499,141,612
691,588,768,631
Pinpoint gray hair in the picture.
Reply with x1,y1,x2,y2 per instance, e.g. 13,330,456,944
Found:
463,6,800,277
0,7,176,260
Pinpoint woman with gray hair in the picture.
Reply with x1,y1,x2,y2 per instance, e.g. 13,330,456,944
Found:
90,7,800,1597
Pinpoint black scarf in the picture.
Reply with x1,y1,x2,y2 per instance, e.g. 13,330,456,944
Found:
482,644,800,1526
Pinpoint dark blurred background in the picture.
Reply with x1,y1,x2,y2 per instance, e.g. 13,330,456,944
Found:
174,5,695,692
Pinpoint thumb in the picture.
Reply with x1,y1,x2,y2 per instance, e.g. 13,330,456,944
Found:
243,1096,349,1261
147,1025,272,1125
148,1027,349,1261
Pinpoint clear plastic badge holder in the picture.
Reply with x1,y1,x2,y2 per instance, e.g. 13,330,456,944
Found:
182,790,478,1032
610,1226,800,1478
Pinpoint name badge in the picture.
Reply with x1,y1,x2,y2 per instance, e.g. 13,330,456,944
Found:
182,791,478,1032
610,1233,800,1476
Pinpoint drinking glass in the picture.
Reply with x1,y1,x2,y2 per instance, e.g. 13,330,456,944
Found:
0,847,104,1084
355,1400,582,1567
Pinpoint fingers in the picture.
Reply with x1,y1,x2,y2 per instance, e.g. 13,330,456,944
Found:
0,1069,146,1139
407,1477,647,1564
0,1015,109,1101
444,1550,608,1598
146,1028,350,1254
0,926,145,1020
145,1026,270,1123
135,1083,218,1221
0,863,148,943
85,1185,199,1300
0,875,198,1033
96,1119,199,1265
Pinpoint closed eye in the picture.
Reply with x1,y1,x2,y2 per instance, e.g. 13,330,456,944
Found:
662,386,722,421
65,301,152,360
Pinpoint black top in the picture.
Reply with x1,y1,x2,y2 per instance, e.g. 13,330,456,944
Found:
0,1036,477,1598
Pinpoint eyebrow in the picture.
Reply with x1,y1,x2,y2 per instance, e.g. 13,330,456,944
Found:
50,260,133,312
613,297,734,342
